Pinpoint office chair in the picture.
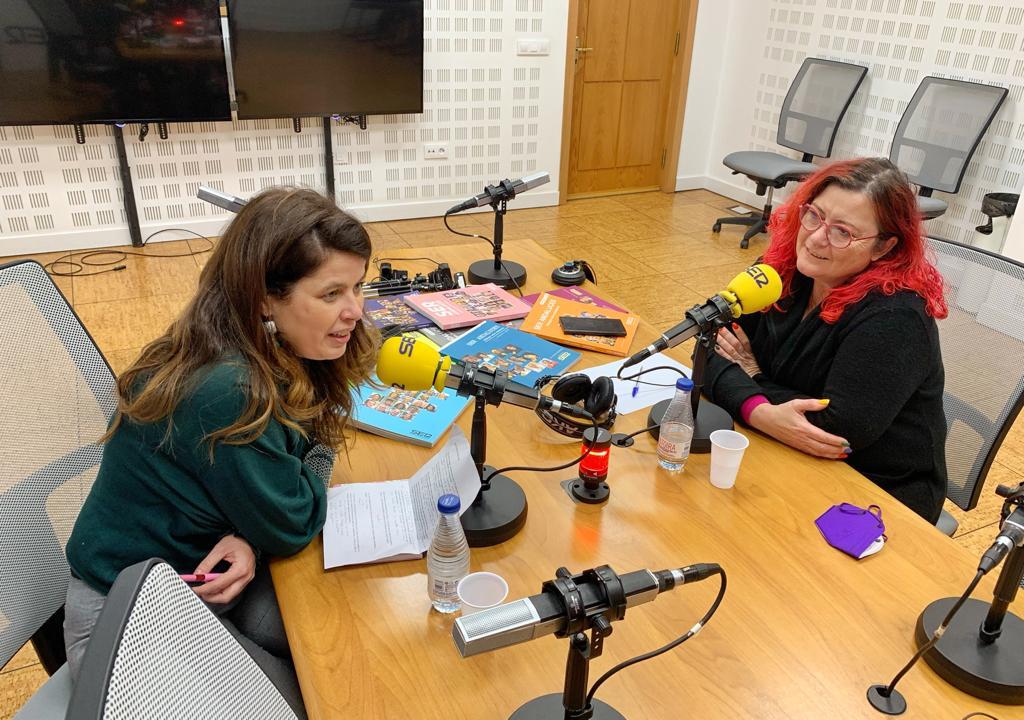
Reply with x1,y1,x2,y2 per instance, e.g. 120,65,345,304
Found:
712,57,868,248
0,260,116,718
927,238,1024,536
67,559,300,720
891,77,1008,221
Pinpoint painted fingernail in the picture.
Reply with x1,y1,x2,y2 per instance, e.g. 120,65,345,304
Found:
843,446,853,455
819,398,830,406
731,322,739,330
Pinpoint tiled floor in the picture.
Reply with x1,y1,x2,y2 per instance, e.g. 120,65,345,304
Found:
2,189,1021,715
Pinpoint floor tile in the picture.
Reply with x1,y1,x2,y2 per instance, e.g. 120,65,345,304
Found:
0,663,47,718
0,645,39,675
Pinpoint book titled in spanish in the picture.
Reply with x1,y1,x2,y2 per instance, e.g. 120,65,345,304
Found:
520,293,641,357
521,286,628,313
402,283,531,330
363,292,433,331
350,373,471,447
441,320,581,387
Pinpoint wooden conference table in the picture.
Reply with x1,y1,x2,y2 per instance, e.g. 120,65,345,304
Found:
272,239,1020,719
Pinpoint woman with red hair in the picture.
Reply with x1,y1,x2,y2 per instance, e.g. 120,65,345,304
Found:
705,157,948,523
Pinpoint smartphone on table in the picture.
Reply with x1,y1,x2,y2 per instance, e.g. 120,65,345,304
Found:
558,315,627,337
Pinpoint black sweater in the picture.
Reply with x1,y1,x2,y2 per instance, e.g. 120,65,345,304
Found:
704,273,947,523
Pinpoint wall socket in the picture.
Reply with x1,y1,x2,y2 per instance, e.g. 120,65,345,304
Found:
424,144,448,159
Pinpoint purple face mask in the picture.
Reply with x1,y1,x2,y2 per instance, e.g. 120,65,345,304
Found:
815,503,886,559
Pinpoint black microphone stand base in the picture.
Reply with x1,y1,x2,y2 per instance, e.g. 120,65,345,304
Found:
646,399,734,454
461,468,528,548
915,597,1024,705
866,685,907,715
467,258,528,290
509,694,625,720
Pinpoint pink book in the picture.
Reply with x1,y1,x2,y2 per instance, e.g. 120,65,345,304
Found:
521,286,628,313
402,283,532,330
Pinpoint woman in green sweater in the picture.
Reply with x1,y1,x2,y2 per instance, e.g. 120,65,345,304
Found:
63,187,377,714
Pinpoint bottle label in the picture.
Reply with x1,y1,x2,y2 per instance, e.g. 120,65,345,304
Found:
431,577,459,597
658,423,693,459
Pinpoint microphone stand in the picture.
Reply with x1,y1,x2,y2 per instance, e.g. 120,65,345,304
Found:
467,196,528,290
458,366,528,547
645,323,733,453
510,566,628,720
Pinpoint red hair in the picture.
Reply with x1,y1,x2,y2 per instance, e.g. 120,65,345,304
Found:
762,157,947,323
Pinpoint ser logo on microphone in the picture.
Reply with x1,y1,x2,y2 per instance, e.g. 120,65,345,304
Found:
398,335,417,357
746,266,771,288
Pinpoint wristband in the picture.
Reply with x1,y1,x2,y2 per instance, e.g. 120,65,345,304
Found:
740,394,770,424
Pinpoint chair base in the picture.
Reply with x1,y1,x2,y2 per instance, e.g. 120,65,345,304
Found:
713,188,774,249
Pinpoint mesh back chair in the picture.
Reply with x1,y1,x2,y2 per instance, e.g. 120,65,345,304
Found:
67,559,300,720
1,260,116,717
891,77,1008,221
712,58,868,249
927,238,1024,536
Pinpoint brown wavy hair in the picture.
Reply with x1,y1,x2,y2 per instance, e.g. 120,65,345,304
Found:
107,187,379,452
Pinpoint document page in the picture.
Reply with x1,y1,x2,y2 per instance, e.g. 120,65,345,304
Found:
323,480,420,568
408,426,480,548
578,356,692,415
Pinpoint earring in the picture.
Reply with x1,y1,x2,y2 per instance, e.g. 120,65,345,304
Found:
262,319,277,335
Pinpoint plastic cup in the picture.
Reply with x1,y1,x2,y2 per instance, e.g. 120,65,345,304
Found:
709,429,749,489
457,572,509,615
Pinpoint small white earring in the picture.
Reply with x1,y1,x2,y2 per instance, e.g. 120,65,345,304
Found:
262,319,277,335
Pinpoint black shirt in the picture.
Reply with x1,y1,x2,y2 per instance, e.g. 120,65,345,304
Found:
704,273,947,523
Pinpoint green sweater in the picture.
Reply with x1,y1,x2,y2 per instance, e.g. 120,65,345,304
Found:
67,360,328,594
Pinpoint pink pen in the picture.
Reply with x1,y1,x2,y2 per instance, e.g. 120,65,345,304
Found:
179,573,224,583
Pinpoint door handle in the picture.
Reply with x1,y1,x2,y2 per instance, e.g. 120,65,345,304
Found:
574,36,593,64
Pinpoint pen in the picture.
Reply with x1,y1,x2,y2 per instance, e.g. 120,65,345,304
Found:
179,573,223,583
631,365,642,397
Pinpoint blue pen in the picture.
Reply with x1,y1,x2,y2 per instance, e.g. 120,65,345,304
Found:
631,365,642,397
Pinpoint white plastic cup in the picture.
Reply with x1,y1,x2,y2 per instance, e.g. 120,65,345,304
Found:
457,572,509,615
709,429,749,490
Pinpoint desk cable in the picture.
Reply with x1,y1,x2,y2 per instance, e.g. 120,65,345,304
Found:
442,212,524,296
44,228,213,277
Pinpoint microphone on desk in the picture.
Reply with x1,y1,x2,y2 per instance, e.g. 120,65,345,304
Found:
452,563,721,657
621,264,783,370
445,171,550,215
376,334,594,421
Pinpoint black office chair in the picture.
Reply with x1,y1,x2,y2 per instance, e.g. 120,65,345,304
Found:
712,57,868,248
891,77,1008,221
67,559,300,720
928,238,1024,536
1,260,117,718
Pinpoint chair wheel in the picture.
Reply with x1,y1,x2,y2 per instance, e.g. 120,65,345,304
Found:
740,239,749,249
712,222,722,233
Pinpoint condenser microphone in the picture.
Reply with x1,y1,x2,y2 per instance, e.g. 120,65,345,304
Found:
622,264,783,370
445,171,550,215
376,334,593,420
453,563,721,657
978,505,1024,574
197,185,248,214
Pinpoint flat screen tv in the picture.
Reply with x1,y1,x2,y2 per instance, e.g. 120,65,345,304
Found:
0,0,231,125
228,0,423,119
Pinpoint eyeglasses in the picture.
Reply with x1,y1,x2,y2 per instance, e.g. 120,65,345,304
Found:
799,204,881,249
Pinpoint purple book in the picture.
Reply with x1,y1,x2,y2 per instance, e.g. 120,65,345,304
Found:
521,286,628,313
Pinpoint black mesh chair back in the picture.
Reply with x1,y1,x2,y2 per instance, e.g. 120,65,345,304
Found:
928,238,1024,513
68,560,300,720
0,260,116,672
777,58,868,159
891,77,1008,195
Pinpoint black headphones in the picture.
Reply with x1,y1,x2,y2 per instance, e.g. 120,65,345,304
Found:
534,373,617,439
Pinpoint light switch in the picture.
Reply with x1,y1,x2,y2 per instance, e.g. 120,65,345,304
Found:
516,38,550,56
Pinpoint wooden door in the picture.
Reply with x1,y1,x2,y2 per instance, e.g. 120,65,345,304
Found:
567,0,682,197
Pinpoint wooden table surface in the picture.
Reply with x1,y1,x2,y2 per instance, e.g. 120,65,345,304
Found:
272,239,1020,719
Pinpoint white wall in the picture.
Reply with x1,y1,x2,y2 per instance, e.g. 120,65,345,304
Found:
0,0,568,255
677,0,1024,246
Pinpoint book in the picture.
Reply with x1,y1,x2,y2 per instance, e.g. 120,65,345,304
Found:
350,373,471,447
322,427,481,568
521,286,628,313
416,324,469,349
441,320,581,387
363,293,433,331
520,292,641,357
402,283,532,330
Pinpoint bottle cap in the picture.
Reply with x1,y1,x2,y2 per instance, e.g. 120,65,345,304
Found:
437,493,461,514
676,377,694,391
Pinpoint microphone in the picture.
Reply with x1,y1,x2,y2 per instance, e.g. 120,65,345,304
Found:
621,264,783,370
445,171,550,215
376,334,594,420
197,185,248,214
452,563,721,657
978,505,1024,574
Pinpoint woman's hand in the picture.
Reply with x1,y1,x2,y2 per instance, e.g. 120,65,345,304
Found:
190,534,257,605
748,399,851,459
716,324,761,378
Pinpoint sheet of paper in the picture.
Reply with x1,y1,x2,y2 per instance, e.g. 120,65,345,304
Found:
577,356,692,415
408,426,480,548
323,480,420,568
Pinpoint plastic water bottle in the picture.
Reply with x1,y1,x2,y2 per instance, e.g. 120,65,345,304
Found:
427,494,470,613
657,377,695,472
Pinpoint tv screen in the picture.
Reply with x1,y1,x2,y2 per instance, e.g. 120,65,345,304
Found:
228,0,423,119
0,0,230,125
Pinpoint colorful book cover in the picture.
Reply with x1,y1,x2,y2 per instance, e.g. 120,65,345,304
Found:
442,321,581,387
521,286,628,313
350,374,471,447
416,325,469,349
402,283,531,330
520,293,640,357
363,293,433,331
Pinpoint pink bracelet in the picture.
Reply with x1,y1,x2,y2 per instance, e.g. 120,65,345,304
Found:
740,394,770,425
